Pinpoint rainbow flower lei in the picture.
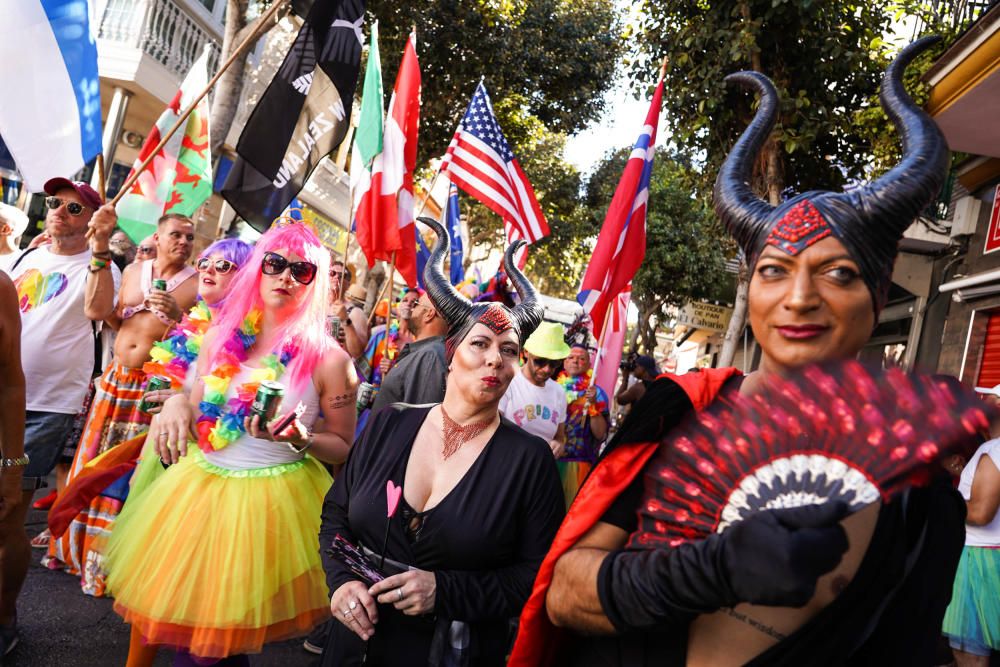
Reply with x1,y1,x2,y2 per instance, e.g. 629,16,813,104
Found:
556,369,608,417
142,298,213,388
194,308,298,453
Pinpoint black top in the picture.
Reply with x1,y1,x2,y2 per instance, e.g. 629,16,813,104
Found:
319,404,564,667
370,336,447,414
570,376,966,667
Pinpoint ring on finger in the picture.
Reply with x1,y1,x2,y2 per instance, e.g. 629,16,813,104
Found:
397,588,404,602
342,609,353,618
349,599,358,610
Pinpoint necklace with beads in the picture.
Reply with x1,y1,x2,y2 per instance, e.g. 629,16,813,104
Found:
440,405,494,459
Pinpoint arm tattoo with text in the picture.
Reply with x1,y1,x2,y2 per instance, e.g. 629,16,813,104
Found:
327,390,356,411
725,608,787,641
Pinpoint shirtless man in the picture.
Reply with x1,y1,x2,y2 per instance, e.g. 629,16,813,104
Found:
44,213,197,597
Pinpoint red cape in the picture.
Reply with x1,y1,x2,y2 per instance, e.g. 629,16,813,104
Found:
508,367,740,666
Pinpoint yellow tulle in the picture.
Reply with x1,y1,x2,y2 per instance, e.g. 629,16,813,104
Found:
105,447,333,658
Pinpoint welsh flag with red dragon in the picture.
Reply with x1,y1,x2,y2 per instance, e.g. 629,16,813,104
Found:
115,47,213,241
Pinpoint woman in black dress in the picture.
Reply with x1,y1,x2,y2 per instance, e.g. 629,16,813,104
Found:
319,218,565,666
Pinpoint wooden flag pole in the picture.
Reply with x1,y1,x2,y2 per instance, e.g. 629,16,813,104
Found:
368,251,397,326
96,154,107,203
108,0,289,207
581,300,617,416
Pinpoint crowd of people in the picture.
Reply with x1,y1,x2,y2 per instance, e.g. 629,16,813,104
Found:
0,36,998,667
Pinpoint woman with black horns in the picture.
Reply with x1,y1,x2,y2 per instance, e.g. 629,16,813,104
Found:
318,218,564,666
510,36,964,667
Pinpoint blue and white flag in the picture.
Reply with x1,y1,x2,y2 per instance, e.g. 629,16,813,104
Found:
0,0,102,191
446,181,465,284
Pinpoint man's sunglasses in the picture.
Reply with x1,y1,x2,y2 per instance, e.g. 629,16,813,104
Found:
261,251,318,285
45,196,88,217
531,357,560,369
197,257,238,274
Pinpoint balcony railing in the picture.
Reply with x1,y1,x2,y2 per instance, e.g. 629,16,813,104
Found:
98,0,221,79
910,0,998,38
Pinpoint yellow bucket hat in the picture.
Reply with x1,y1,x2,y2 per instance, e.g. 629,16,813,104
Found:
523,321,571,360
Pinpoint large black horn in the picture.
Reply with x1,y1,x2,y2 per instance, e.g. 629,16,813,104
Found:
503,240,544,342
713,70,780,258
419,217,473,333
834,36,949,239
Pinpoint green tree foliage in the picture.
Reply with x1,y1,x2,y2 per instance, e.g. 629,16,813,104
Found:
368,0,624,295
585,148,731,351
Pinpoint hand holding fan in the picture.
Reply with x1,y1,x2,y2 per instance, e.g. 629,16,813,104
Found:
630,361,994,549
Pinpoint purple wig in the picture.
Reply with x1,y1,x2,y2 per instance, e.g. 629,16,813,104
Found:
200,238,252,268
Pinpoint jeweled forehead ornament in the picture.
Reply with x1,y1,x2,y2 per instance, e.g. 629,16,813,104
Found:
713,36,950,315
419,216,544,362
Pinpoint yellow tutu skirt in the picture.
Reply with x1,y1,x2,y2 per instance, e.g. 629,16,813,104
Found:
105,446,333,658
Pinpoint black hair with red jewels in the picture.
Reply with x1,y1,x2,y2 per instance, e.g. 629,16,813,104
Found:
420,217,544,362
714,37,949,314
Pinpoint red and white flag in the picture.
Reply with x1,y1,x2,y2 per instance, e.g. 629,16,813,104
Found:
354,31,421,287
592,288,630,400
578,78,663,338
441,81,547,267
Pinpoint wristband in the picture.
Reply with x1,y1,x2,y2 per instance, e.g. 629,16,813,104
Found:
1,454,30,468
285,432,314,454
92,250,113,260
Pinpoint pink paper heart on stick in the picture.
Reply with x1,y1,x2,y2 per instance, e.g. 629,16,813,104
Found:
386,481,402,518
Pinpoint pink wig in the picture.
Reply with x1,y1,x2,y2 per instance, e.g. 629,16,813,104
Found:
202,223,333,393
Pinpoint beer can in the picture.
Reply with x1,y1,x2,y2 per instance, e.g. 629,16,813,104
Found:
139,375,172,413
356,382,376,412
252,381,285,421
152,278,167,291
328,315,342,341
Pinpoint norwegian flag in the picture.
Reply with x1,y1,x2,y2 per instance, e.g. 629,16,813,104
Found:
441,82,548,266
578,79,663,338
592,288,630,400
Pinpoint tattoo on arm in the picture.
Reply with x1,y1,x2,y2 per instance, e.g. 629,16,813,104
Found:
725,608,787,641
327,391,357,411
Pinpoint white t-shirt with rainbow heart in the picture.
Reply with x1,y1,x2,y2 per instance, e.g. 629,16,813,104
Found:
5,246,121,413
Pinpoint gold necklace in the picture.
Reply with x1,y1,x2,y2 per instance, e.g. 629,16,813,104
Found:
440,405,494,459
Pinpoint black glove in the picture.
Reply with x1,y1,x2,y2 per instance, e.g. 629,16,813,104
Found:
598,502,850,632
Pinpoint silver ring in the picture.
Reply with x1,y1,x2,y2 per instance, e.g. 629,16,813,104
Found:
342,609,352,618
158,433,168,439
349,599,358,610
396,588,404,602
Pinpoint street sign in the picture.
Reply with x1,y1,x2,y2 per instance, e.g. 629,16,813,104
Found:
675,301,733,333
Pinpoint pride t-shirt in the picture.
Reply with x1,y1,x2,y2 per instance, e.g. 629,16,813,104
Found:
499,371,567,442
6,247,121,413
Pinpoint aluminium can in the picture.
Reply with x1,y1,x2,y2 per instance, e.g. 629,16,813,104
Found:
251,381,285,421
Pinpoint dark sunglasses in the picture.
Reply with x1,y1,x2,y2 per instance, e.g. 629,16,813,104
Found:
261,251,317,285
330,269,344,278
137,246,155,254
45,196,88,216
197,257,238,274
531,357,560,369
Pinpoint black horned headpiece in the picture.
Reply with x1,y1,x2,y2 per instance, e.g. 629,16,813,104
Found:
420,216,544,361
714,36,949,314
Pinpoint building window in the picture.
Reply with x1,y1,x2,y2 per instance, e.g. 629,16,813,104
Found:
197,0,216,12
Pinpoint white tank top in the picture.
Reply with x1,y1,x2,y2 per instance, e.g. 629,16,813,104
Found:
202,363,321,471
958,437,1000,547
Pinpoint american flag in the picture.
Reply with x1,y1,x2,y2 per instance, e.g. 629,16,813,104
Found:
441,82,548,261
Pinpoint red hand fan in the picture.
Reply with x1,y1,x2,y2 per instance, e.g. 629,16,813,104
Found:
630,361,995,549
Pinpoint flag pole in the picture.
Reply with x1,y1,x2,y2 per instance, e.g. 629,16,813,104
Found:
96,154,107,203
107,0,289,207
368,251,397,326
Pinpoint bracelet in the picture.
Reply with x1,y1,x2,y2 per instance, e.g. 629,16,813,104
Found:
1,454,30,468
92,249,113,260
285,433,314,455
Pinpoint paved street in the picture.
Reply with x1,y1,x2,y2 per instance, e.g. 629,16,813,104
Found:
5,506,321,666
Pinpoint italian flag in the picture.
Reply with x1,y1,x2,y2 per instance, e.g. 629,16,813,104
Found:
354,30,420,287
116,46,213,242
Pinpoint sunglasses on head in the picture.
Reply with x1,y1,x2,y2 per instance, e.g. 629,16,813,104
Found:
261,251,318,285
197,257,238,274
45,196,88,217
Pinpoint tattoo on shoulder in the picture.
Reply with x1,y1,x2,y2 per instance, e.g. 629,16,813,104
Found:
725,608,787,641
328,391,357,410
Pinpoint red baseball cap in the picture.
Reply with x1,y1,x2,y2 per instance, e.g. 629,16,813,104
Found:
43,177,103,211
